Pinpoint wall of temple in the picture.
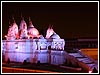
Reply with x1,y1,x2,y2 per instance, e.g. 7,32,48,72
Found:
2,39,66,65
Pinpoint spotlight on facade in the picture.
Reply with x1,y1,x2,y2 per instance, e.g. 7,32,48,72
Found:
4,35,7,38
89,70,92,73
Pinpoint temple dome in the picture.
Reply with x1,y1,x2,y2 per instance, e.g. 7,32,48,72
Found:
12,23,18,34
27,24,39,37
19,19,27,30
50,32,60,39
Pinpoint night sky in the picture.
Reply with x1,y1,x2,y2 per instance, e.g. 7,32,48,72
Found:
2,2,98,39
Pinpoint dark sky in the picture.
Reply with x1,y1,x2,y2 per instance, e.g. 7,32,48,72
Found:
2,2,98,39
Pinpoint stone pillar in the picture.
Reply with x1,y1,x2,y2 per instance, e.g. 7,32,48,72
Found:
48,46,51,64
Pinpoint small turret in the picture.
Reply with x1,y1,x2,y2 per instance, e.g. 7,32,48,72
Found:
46,24,54,39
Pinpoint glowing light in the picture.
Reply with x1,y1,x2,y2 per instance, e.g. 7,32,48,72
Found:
4,35,7,38
89,70,92,73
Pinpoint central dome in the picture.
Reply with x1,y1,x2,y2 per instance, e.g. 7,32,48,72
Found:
27,24,39,38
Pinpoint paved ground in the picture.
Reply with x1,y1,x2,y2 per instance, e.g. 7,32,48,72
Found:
2,62,85,73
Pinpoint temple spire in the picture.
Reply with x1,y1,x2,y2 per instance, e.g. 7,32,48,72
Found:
51,25,53,29
29,17,32,25
21,13,24,20
9,19,11,25
12,15,16,23
48,24,51,29
29,16,31,22
8,19,12,27
48,24,53,29
28,17,34,27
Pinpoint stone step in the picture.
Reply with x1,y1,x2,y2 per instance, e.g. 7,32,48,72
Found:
68,53,83,58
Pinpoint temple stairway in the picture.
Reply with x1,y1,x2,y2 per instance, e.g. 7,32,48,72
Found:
65,48,98,72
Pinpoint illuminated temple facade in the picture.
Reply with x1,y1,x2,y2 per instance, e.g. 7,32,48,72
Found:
2,18,66,65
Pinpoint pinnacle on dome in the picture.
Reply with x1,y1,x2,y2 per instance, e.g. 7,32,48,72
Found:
48,24,51,29
29,17,32,24
48,24,53,29
20,14,26,24
12,17,15,23
28,17,34,27
8,20,12,28
8,16,16,27
21,13,24,20
11,16,16,24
